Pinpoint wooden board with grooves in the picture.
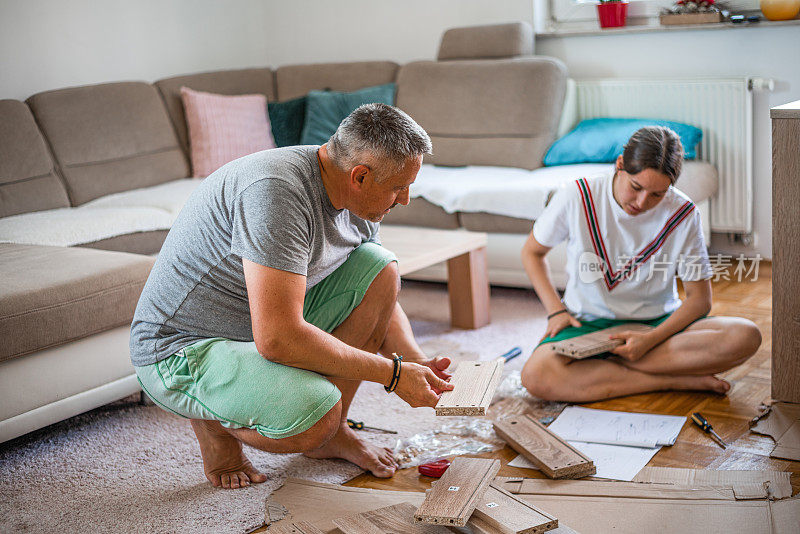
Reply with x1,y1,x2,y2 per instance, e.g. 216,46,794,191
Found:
414,457,501,526
435,359,504,416
469,482,559,534
549,323,653,359
266,521,324,533
333,502,451,534
493,414,595,479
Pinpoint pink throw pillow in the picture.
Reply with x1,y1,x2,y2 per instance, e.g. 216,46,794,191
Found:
181,87,276,177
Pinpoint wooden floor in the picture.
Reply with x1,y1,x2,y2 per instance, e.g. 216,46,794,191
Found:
346,261,800,495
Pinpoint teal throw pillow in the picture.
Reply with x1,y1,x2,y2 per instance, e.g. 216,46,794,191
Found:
300,83,396,146
543,118,703,166
268,96,307,147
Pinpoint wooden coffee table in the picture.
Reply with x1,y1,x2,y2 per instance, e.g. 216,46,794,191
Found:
379,225,490,329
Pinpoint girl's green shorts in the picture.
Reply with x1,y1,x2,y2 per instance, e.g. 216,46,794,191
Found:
135,242,396,440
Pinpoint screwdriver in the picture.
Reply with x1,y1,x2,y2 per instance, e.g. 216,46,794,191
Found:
346,419,397,434
690,412,727,449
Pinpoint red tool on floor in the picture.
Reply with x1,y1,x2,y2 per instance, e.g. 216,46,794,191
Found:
418,459,451,478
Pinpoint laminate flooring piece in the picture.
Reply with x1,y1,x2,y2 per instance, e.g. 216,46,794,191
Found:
266,521,324,533
493,414,596,479
334,502,451,534
414,457,501,526
435,359,504,416
549,323,653,359
469,482,558,534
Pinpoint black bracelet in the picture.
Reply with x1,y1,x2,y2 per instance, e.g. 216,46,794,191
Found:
547,308,569,320
385,353,403,393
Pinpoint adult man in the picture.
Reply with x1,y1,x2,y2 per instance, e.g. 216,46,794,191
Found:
130,103,453,489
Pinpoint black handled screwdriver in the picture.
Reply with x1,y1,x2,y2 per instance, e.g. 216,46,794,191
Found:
690,412,727,449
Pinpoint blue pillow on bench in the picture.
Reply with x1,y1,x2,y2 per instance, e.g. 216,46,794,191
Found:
544,118,703,166
300,83,396,146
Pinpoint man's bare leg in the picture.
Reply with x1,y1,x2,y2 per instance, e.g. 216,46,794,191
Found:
303,262,400,477
610,316,761,375
190,399,342,489
187,262,400,487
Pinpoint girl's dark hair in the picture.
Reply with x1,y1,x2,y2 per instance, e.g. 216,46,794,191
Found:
621,126,684,185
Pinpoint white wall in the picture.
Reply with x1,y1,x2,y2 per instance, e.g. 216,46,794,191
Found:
1,0,794,258
537,26,800,259
0,0,273,99
258,1,533,66
0,0,533,99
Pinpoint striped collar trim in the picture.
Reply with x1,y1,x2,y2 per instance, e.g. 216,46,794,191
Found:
576,178,695,291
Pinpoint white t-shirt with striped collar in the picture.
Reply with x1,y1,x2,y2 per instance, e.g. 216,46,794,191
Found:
533,174,712,321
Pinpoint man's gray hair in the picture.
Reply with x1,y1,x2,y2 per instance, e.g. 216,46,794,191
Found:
327,103,432,181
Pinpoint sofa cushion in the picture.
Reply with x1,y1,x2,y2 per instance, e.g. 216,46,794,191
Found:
396,58,567,170
27,82,190,206
0,100,70,218
0,179,200,248
79,230,169,256
275,61,399,101
180,87,276,177
269,96,307,147
437,22,534,60
0,244,155,363
381,198,460,229
674,161,719,204
155,68,276,154
459,212,534,234
300,83,396,145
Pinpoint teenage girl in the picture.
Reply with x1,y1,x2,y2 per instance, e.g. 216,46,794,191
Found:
521,126,761,402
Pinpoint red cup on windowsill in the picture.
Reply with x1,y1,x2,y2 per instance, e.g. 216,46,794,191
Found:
597,1,629,28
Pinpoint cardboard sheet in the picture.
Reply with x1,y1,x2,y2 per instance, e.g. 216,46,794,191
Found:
632,466,793,500
750,402,800,461
267,478,577,534
492,477,800,534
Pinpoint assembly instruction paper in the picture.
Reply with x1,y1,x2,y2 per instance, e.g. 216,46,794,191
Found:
508,443,661,481
546,406,686,448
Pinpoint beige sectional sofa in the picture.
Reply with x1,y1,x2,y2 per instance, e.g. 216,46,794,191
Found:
0,23,717,442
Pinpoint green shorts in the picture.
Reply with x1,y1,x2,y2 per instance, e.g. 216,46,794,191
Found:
136,242,396,439
536,313,672,351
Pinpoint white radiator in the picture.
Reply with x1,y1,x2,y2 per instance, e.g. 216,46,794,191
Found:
563,78,756,235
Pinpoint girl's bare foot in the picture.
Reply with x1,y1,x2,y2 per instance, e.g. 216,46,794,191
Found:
190,419,267,489
303,423,397,477
674,375,731,394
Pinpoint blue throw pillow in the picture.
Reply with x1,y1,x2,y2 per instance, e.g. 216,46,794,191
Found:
300,83,396,145
543,118,703,166
268,96,307,147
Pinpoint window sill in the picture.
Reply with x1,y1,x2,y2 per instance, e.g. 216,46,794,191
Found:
536,15,800,38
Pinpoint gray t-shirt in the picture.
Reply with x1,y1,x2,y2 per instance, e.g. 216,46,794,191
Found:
129,146,379,367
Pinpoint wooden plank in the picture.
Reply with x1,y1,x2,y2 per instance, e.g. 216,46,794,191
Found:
435,359,504,416
549,323,653,359
334,502,451,534
469,482,558,534
414,457,500,526
447,247,490,329
267,521,324,533
771,112,800,403
493,414,595,479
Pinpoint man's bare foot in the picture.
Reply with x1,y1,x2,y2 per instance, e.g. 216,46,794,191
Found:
674,375,731,394
303,423,397,478
190,419,267,489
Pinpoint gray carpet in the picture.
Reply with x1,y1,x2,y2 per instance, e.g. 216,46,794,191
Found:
0,281,549,533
